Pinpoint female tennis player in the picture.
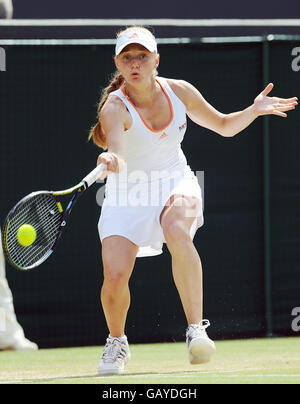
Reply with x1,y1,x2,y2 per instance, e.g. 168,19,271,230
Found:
89,26,297,375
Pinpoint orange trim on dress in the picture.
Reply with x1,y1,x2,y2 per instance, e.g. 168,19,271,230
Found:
120,79,174,133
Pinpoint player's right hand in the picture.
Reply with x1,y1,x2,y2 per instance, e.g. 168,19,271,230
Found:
97,152,120,179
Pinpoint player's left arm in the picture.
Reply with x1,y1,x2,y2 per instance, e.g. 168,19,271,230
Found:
168,80,298,137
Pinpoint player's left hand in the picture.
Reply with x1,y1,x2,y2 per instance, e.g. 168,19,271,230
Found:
253,83,298,118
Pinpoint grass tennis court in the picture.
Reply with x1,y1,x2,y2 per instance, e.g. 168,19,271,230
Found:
0,337,300,384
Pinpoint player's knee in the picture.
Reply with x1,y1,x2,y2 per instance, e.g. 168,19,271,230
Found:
163,221,191,245
103,264,131,292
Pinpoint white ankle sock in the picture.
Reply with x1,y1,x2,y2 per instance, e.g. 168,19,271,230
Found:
109,334,127,342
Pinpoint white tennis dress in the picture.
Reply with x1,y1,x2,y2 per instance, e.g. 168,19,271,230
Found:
98,77,204,257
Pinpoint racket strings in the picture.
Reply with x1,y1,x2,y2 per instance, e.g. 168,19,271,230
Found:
7,198,60,267
5,194,62,269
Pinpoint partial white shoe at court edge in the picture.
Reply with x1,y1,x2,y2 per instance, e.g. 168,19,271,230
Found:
186,320,216,364
98,335,131,375
0,337,38,351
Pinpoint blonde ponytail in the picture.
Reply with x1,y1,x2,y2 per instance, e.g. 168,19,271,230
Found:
88,71,125,150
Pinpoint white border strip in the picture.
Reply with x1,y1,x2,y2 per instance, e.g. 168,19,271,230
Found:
0,35,297,46
0,19,300,27
0,38,188,46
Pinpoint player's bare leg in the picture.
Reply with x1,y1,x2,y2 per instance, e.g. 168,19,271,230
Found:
160,195,216,364
101,235,138,336
98,235,138,375
160,195,202,323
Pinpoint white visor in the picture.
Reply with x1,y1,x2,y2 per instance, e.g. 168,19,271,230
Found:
115,31,157,56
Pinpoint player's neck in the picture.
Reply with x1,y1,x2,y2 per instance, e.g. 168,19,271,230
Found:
124,77,158,108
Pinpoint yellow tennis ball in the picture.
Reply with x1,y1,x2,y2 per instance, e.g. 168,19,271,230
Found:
17,224,37,247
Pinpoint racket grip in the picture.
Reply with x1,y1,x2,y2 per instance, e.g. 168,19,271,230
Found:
82,163,107,188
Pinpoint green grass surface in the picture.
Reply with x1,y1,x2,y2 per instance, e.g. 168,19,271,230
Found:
0,337,300,384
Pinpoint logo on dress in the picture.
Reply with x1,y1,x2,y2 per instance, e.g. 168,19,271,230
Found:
179,122,187,131
159,132,168,139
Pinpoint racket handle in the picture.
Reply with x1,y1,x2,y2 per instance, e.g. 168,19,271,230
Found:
82,163,107,188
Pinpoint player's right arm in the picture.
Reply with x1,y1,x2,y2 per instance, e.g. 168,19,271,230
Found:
97,96,129,177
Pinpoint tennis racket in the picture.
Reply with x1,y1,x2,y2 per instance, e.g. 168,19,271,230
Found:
1,163,107,271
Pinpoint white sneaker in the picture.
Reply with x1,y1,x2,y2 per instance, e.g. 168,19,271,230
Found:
98,335,131,375
186,320,216,364
0,338,38,351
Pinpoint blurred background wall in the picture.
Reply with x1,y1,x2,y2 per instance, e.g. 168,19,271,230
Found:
10,0,300,19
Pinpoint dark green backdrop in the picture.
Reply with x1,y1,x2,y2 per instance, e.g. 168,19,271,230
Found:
0,39,299,348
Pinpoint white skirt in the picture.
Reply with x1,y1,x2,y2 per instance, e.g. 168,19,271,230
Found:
98,165,204,258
